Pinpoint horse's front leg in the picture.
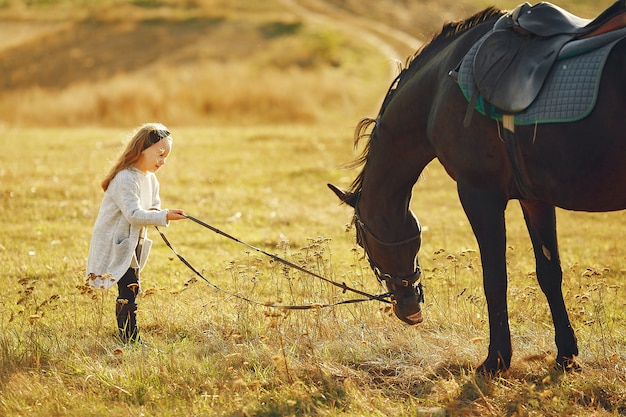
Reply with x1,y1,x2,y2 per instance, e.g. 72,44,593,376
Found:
457,183,511,375
519,200,579,371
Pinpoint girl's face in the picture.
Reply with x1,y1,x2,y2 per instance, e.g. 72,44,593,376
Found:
135,138,172,173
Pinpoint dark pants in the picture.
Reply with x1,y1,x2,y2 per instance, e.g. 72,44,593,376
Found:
116,268,140,342
117,267,139,303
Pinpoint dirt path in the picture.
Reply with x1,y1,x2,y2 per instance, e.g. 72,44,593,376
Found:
0,22,69,52
280,0,424,79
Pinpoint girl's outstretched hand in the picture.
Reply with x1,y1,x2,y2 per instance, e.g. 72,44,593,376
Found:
167,209,187,221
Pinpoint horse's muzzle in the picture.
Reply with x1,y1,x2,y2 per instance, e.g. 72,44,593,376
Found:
391,283,424,325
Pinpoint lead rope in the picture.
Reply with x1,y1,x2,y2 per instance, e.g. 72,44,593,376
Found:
154,215,392,310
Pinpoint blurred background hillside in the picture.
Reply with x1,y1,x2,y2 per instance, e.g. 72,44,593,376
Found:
0,0,610,127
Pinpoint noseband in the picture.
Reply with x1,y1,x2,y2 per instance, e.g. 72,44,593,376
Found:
354,207,425,303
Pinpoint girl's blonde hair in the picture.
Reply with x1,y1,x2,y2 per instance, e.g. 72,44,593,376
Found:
101,122,171,191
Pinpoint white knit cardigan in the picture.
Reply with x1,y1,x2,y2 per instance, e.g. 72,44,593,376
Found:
86,167,169,290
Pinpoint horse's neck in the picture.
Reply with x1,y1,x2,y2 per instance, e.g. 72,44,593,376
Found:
356,19,498,235
359,144,417,236
356,86,432,230
359,191,414,238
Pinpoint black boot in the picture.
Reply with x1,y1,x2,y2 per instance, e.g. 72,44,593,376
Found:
116,298,141,344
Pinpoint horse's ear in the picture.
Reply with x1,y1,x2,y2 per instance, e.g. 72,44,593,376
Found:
327,183,358,208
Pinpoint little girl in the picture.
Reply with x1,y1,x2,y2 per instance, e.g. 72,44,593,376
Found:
86,123,186,343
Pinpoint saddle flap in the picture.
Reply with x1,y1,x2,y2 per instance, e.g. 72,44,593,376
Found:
473,29,572,113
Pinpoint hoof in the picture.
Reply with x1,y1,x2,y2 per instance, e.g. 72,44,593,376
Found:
556,356,581,372
476,357,510,376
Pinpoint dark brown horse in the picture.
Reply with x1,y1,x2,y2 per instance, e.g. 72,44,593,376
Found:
329,2,626,375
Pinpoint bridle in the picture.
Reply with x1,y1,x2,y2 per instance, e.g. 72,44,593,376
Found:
353,205,425,304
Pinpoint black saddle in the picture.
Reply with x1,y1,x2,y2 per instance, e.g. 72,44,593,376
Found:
473,0,626,113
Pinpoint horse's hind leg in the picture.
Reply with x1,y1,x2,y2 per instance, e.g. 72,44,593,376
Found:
519,200,579,370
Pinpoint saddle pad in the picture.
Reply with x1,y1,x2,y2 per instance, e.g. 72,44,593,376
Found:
457,29,626,125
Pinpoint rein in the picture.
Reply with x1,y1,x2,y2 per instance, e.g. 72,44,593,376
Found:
154,215,393,310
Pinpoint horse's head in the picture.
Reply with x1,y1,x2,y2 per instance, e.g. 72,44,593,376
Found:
328,184,424,325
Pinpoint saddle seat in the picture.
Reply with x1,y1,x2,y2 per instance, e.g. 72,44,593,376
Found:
472,0,626,114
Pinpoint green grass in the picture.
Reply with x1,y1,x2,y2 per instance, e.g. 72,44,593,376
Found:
1,126,626,416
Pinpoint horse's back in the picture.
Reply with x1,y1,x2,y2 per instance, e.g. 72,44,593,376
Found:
543,36,626,211
431,35,626,211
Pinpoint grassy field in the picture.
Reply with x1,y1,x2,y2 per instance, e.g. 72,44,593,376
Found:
2,0,626,416
2,125,626,416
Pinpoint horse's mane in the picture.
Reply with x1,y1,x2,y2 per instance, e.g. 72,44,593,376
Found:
406,6,504,68
346,7,504,196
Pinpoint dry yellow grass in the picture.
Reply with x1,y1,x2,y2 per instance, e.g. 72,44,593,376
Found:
0,0,611,128
1,1,625,416
2,124,626,416
0,0,388,127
